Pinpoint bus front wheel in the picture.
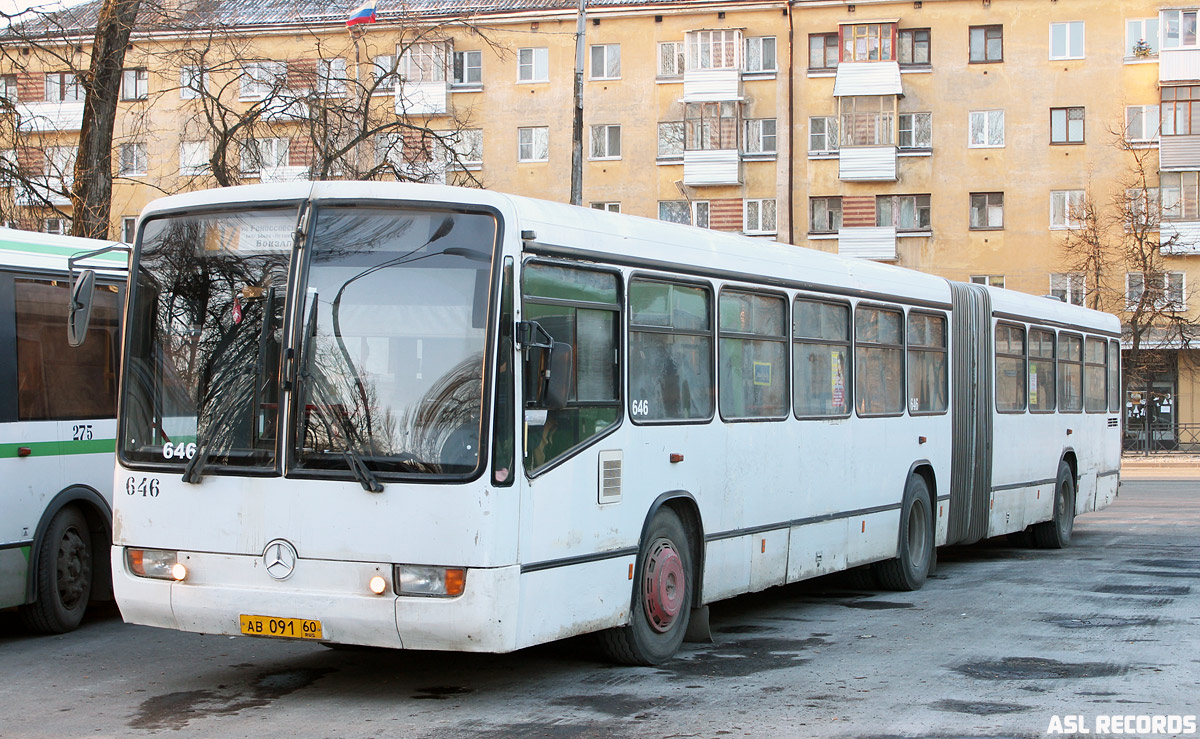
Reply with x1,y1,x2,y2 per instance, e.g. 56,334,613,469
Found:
600,507,693,665
1032,461,1075,549
873,475,934,591
20,505,93,634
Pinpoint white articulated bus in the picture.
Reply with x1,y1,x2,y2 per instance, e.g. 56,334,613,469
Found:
0,228,126,633
90,182,1120,664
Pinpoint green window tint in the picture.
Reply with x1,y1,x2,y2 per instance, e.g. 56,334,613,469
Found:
854,305,904,415
1084,337,1107,412
1108,340,1121,412
522,263,621,472
995,323,1026,412
629,279,714,422
1029,329,1057,412
907,312,947,414
719,290,788,419
1058,334,1083,411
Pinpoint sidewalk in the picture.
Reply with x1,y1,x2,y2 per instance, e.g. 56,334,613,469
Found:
1120,454,1200,480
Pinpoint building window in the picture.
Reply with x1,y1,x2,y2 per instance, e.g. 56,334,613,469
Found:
659,201,690,224
745,37,777,72
240,62,285,99
1127,18,1160,57
898,112,932,149
809,116,839,153
1050,190,1086,229
591,202,620,213
179,140,209,176
590,44,621,80
45,146,75,191
692,201,710,229
1161,86,1200,135
590,124,621,160
442,128,483,169
1051,107,1085,144
240,137,289,174
120,68,148,100
180,66,206,99
970,192,1004,229
372,55,398,93
810,196,842,233
969,110,1005,147
518,126,549,162
317,58,347,96
808,33,839,70
685,102,739,151
898,28,930,66
517,47,549,82
1161,171,1199,220
118,142,147,176
969,25,1003,63
122,217,137,244
1050,273,1086,306
402,42,447,83
1126,104,1160,142
658,121,684,158
1125,187,1161,229
840,96,894,147
687,29,741,70
744,119,777,155
45,72,83,102
1050,21,1085,60
718,290,788,419
1162,9,1198,50
971,275,1005,288
744,199,777,235
842,23,896,62
44,218,67,235
658,42,685,76
877,194,930,231
453,50,482,85
0,74,16,102
1127,271,1186,311
374,132,405,171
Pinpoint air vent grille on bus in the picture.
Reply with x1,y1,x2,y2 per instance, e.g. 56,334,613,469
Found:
598,450,623,504
1108,418,1119,428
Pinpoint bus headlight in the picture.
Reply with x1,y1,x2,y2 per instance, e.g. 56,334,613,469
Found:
394,565,466,597
126,548,180,580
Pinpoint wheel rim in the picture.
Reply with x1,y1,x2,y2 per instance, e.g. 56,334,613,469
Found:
56,527,90,610
906,497,930,569
1057,480,1074,539
642,538,685,633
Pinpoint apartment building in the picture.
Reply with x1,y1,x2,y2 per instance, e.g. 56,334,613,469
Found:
0,0,1195,443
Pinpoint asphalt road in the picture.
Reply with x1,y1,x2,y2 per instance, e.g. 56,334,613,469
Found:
1,479,1197,739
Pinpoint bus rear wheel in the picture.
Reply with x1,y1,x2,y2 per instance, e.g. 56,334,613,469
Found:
20,506,93,634
873,475,933,591
1032,461,1075,549
600,507,693,665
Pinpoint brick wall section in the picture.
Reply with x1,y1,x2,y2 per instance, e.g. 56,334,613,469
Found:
842,195,876,227
17,146,44,175
17,72,43,103
286,59,317,91
708,198,743,231
288,137,313,168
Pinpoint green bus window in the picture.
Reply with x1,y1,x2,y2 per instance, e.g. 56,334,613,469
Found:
1029,328,1057,412
854,305,904,415
629,279,714,422
1058,334,1083,411
1108,340,1121,412
995,323,1026,412
1084,338,1108,412
793,298,850,417
907,312,947,414
719,290,787,419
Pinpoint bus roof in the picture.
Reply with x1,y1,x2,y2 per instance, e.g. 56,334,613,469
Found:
0,227,128,276
138,182,1120,336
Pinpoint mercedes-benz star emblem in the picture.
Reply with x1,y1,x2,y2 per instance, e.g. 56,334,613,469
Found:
262,539,298,581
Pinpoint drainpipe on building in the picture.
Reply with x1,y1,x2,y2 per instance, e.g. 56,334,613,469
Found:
787,2,796,246
570,0,587,206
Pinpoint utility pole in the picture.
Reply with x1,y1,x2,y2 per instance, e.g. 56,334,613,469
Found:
569,0,587,206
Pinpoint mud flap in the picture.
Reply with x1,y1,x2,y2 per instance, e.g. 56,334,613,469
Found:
683,605,712,643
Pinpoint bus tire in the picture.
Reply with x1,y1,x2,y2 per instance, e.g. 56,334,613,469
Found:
20,506,93,634
873,475,933,592
1032,461,1075,549
600,507,693,665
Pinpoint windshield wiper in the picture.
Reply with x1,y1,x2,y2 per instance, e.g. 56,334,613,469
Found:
342,448,384,493
181,439,211,484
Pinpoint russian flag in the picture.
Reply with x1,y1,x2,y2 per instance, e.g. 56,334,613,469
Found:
346,0,376,27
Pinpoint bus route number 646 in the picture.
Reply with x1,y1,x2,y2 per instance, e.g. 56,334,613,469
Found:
126,477,161,497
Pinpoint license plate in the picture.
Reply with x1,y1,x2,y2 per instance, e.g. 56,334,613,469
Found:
239,614,323,640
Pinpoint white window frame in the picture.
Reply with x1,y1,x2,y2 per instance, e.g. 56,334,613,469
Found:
44,72,82,103
518,126,549,162
1125,104,1160,143
898,112,932,149
452,50,482,86
589,44,621,80
1126,17,1160,57
744,118,777,155
180,66,207,99
1050,189,1086,229
969,110,1005,148
1049,21,1085,60
122,217,137,244
692,200,710,229
518,47,549,83
120,68,148,100
317,58,347,96
372,55,398,94
1161,9,1199,50
591,202,620,213
240,62,286,100
1050,273,1086,306
687,29,742,71
240,137,289,175
589,124,621,160
1127,271,1186,310
443,128,483,170
658,42,685,77
44,218,67,235
45,146,75,191
118,142,147,176
401,42,447,84
809,116,839,154
374,132,405,171
658,200,690,224
744,199,777,235
658,121,684,159
970,275,1005,288
745,36,777,73
0,75,16,102
179,140,209,176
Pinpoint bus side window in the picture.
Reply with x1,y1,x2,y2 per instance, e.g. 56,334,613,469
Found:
854,304,904,416
1029,328,1057,413
628,278,714,423
907,312,947,414
718,289,788,420
1084,337,1108,412
793,298,850,417
995,323,1026,413
521,263,621,472
1058,334,1084,412
1107,340,1121,413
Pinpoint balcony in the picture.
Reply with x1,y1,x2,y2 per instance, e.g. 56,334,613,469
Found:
1160,48,1200,83
258,166,309,183
838,146,897,181
683,68,741,102
1160,135,1200,170
397,81,448,115
683,149,740,186
16,102,84,133
833,62,902,97
1160,221,1200,254
14,180,71,206
261,99,310,122
837,226,896,260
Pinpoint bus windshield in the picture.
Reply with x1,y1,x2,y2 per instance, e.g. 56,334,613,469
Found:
293,205,497,477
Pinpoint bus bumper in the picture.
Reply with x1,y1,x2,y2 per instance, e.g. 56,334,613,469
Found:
111,547,521,652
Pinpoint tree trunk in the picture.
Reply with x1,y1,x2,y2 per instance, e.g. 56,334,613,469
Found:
70,0,143,240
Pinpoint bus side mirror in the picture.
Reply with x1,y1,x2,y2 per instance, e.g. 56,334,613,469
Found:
68,269,96,348
519,320,574,410
542,341,574,410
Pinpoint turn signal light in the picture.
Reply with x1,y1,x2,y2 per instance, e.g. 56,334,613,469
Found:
127,548,180,580
369,575,387,595
394,565,466,598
